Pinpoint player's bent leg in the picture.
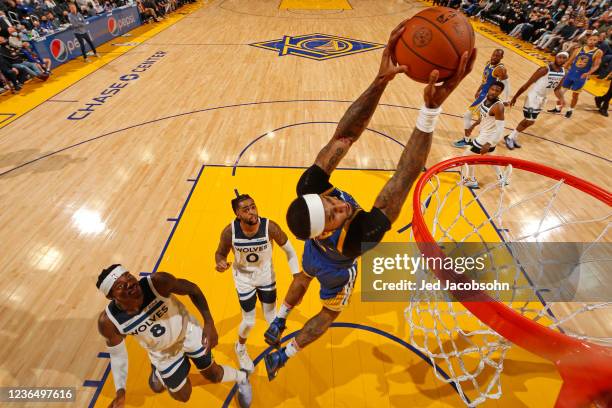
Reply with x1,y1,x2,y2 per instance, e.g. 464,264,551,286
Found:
256,283,277,324
264,272,312,347
148,364,165,393
201,362,252,407
236,303,256,373
169,379,192,403
265,307,340,381
454,110,476,147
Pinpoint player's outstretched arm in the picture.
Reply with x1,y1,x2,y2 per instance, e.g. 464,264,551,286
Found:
313,20,408,175
374,50,477,224
269,220,300,275
582,49,603,79
152,272,219,349
215,225,232,272
98,313,127,408
510,66,547,106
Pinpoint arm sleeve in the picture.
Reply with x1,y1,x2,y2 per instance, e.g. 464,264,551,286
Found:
495,120,505,140
108,340,128,391
280,240,300,275
342,208,392,258
501,78,510,101
296,164,334,195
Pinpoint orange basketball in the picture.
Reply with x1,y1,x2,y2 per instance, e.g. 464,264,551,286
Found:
394,7,475,83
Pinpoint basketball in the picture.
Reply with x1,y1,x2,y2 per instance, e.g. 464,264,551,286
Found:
394,7,475,83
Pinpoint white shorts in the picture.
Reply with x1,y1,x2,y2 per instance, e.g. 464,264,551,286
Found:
233,268,276,304
148,314,211,392
473,131,501,149
523,93,547,120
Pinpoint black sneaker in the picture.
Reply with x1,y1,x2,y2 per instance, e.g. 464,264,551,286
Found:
565,110,573,119
547,107,561,114
599,107,609,117
595,96,603,108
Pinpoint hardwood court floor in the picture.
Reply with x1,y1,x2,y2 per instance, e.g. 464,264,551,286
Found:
0,1,609,407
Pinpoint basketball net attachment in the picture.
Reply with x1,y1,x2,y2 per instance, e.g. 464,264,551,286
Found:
406,155,612,407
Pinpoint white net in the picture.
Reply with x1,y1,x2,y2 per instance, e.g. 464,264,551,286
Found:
405,161,612,407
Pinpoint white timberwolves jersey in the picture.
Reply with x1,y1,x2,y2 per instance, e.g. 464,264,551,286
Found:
231,217,273,276
105,276,190,353
530,64,565,98
476,97,503,145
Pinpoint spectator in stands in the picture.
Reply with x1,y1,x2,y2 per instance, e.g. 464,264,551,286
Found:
0,34,44,83
7,26,23,48
21,41,51,74
137,0,160,22
46,12,60,30
67,2,99,62
0,11,12,38
535,15,571,49
39,14,54,32
59,10,71,25
596,28,612,79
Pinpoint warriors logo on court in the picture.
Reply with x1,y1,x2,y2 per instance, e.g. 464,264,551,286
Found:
250,33,384,61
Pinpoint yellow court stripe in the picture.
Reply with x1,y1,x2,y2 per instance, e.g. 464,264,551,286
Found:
470,20,609,96
279,0,353,10
0,1,207,129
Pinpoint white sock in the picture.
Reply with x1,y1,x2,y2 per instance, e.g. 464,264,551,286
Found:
285,339,300,358
509,129,519,140
277,302,292,319
220,365,247,383
262,301,276,324
567,108,573,112
236,342,246,351
494,166,503,179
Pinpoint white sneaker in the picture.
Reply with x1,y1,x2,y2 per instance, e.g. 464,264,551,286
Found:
462,178,479,189
236,369,252,408
235,343,255,373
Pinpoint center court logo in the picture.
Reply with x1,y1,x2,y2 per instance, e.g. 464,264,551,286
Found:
250,33,384,61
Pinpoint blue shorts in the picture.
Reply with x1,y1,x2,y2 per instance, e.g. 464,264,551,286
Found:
562,75,587,92
303,264,358,312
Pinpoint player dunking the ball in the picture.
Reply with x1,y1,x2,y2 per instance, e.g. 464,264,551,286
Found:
215,194,299,373
96,265,252,407
504,52,568,150
262,21,476,380
453,48,509,148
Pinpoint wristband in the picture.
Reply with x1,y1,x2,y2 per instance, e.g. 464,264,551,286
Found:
416,105,442,133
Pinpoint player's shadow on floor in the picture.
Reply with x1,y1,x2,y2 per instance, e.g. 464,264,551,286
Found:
0,148,87,178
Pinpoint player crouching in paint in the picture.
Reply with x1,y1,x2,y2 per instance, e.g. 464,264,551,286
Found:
215,194,299,373
96,265,252,407
548,34,603,119
262,21,476,380
462,81,507,189
504,52,568,150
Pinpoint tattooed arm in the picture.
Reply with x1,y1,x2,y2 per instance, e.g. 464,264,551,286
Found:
373,50,477,224
314,21,409,175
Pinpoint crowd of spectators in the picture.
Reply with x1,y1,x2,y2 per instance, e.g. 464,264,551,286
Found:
432,0,612,80
0,0,195,94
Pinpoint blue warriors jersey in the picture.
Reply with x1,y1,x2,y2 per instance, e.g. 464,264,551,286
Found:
470,61,505,108
568,47,597,75
303,187,362,290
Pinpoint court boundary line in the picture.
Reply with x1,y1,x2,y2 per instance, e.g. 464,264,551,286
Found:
1,99,608,179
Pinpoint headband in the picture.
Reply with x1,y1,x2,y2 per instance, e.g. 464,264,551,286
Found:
99,265,127,296
557,51,569,57
302,194,325,238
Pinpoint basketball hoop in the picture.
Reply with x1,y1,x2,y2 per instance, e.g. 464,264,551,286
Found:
408,155,612,407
